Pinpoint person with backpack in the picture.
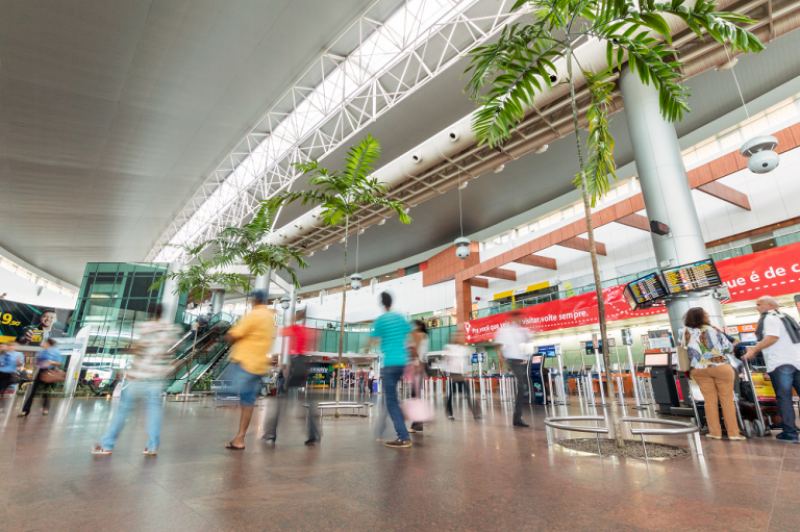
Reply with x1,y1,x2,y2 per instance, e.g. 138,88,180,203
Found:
744,296,800,443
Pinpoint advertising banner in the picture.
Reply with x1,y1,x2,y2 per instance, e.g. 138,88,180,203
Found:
0,300,74,345
465,285,667,343
716,241,800,302
465,241,800,343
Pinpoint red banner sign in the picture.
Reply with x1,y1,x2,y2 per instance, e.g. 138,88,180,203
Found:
716,241,800,302
464,285,666,343
465,241,800,343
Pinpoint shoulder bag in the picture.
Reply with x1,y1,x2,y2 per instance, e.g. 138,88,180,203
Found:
677,328,692,373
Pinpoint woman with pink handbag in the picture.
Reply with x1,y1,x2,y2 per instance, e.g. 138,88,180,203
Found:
406,320,431,433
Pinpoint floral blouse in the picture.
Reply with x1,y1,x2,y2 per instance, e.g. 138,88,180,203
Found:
679,326,735,370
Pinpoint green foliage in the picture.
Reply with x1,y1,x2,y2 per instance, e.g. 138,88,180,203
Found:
209,203,308,288
464,0,763,205
263,135,412,228
193,373,214,392
150,241,250,303
574,69,617,206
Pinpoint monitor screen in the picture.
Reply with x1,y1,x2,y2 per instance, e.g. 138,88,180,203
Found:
740,332,758,343
644,353,669,367
624,272,667,309
537,345,557,357
662,259,722,294
531,355,543,364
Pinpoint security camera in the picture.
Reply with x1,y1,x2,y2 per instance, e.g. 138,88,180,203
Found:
280,296,291,310
740,135,779,174
454,237,471,260
350,273,363,291
748,149,780,174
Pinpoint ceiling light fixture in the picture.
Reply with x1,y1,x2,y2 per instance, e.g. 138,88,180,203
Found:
493,164,505,173
535,144,549,154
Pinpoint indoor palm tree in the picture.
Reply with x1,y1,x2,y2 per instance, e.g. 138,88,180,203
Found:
264,135,411,410
152,242,250,392
211,203,309,309
464,0,763,447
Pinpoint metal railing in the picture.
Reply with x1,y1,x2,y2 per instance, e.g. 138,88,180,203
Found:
544,415,702,459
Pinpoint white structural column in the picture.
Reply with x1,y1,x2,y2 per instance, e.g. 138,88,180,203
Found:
619,69,723,333
211,289,225,315
160,263,182,324
254,270,271,295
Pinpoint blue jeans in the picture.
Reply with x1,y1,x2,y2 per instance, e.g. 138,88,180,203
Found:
769,365,800,438
99,381,164,451
228,362,262,407
376,365,409,441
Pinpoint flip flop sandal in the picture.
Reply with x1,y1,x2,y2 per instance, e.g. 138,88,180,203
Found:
225,442,245,451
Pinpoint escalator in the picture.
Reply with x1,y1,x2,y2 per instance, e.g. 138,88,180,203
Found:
165,312,237,393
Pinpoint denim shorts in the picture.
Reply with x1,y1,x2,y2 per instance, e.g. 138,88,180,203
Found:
228,362,262,407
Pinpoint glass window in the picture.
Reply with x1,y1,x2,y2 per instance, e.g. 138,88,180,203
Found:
97,263,119,274
518,226,528,237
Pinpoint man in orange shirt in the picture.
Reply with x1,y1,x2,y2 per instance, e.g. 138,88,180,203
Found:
224,290,276,450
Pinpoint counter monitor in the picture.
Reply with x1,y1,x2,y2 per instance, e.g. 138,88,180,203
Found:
662,259,722,294
623,272,667,309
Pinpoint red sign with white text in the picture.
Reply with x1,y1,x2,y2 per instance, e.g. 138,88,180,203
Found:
716,241,800,302
465,241,800,343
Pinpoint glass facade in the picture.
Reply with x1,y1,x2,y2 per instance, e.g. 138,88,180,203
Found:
69,263,184,372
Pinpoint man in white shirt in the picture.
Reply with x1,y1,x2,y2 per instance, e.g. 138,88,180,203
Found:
745,296,800,443
497,311,533,427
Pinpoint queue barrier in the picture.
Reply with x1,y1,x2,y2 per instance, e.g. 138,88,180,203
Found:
544,415,702,459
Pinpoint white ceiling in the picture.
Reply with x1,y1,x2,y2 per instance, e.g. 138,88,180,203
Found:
0,0,382,284
1,0,799,291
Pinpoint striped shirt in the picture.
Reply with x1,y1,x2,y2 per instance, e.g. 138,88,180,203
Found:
370,311,410,367
127,321,182,381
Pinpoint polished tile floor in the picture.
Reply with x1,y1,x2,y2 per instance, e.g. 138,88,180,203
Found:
0,390,797,532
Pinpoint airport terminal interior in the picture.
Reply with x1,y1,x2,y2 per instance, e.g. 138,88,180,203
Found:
3,0,800,530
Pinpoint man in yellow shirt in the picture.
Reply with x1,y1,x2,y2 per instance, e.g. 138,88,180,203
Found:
224,290,276,450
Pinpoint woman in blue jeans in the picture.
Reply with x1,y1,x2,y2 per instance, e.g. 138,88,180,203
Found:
92,305,181,455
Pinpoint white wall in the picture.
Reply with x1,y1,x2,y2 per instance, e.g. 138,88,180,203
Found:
0,267,78,309
302,272,460,322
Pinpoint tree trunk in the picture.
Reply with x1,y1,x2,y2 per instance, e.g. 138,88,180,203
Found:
566,47,624,448
334,214,350,416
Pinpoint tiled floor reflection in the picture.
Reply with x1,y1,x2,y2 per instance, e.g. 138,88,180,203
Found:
0,392,796,532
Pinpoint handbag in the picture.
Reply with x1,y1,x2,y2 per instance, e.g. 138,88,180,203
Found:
677,329,691,373
401,398,434,423
39,368,66,384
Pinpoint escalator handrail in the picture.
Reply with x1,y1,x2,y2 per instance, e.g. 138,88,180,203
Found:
166,316,236,383
191,343,233,384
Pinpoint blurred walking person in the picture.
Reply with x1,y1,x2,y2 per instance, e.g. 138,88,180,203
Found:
264,323,320,445
92,304,181,455
19,338,64,417
224,290,275,450
368,292,412,449
408,319,430,433
444,331,481,421
497,311,533,427
0,342,24,408
368,366,375,394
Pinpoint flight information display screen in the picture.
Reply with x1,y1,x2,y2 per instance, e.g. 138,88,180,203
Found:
624,272,667,310
662,259,722,294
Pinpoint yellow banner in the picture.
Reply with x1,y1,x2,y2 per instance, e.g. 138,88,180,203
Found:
493,281,549,300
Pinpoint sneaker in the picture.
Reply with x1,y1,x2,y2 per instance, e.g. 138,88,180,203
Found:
91,446,112,455
385,438,412,449
776,432,800,443
143,448,158,455
407,428,417,433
